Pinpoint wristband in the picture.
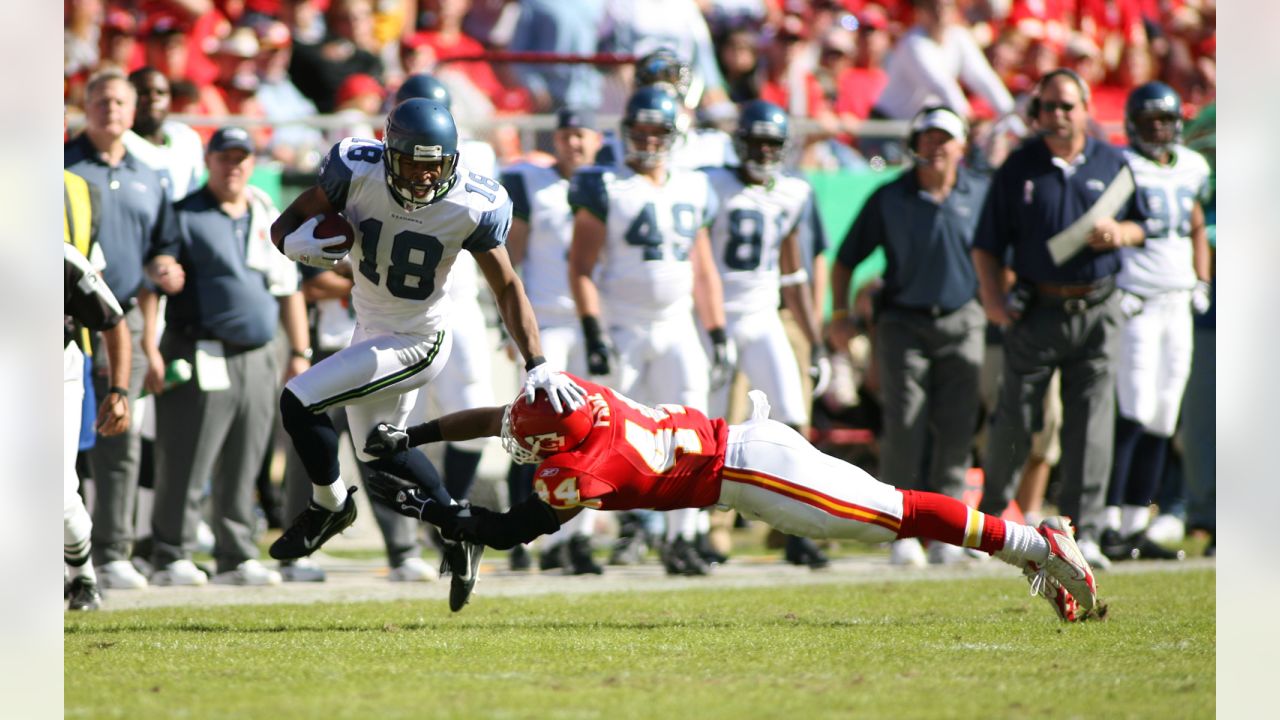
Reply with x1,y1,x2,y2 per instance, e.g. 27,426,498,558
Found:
580,315,603,342
524,355,546,371
107,385,129,398
778,269,809,287
291,348,313,361
830,309,850,320
407,419,444,447
708,327,728,345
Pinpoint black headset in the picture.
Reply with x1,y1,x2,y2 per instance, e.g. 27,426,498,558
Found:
1027,68,1092,117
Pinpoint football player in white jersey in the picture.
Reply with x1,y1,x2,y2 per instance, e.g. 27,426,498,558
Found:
569,85,731,575
704,100,834,569
1103,81,1211,561
501,107,605,574
395,74,500,509
268,98,584,611
596,49,738,171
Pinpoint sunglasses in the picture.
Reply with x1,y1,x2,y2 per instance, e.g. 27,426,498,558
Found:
1039,101,1076,113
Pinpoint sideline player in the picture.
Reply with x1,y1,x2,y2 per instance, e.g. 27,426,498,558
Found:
703,99,832,567
64,241,132,611
268,98,584,611
363,376,1107,623
1104,81,1211,560
569,85,731,574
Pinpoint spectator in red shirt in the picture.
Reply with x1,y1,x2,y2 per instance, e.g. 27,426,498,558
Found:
832,9,891,121
408,0,531,113
758,13,834,121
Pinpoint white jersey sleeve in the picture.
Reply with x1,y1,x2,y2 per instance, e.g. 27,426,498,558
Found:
1118,145,1210,295
570,164,717,322
320,137,512,336
704,167,812,315
502,162,577,323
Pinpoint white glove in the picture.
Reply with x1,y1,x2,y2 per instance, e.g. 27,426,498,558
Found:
524,361,587,414
1191,280,1212,315
810,346,832,397
283,216,347,269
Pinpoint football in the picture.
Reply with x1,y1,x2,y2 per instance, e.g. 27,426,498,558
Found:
313,213,356,254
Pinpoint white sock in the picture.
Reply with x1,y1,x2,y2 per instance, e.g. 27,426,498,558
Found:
1120,504,1149,537
313,482,348,512
994,522,1050,566
1104,505,1122,531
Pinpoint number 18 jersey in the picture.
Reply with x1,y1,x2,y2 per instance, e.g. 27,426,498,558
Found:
532,376,729,512
318,137,512,336
568,165,718,322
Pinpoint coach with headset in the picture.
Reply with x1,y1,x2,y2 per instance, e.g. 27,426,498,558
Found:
830,105,990,565
970,69,1147,569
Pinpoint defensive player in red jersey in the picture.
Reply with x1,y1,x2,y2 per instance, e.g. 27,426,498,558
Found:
363,375,1106,621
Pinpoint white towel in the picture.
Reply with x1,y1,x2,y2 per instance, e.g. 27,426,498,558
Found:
243,185,299,296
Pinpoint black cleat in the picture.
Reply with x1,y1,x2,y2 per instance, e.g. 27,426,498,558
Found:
442,540,484,612
663,537,710,576
785,536,831,570
1130,532,1186,561
269,487,359,560
565,534,604,575
67,576,102,611
509,544,532,572
694,533,728,565
539,541,564,572
1100,528,1135,562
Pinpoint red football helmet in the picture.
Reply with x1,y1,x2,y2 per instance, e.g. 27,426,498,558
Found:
501,389,594,464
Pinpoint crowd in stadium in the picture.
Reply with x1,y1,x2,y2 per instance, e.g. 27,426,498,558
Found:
62,0,1216,615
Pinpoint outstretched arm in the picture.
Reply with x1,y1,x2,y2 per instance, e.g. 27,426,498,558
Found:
364,405,507,457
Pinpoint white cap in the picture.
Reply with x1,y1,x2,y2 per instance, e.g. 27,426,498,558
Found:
910,107,967,142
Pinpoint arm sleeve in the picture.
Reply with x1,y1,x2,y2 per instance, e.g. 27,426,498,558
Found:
317,142,355,212
955,28,1015,115
501,168,532,221
451,495,562,550
463,199,514,252
835,188,885,270
568,168,609,221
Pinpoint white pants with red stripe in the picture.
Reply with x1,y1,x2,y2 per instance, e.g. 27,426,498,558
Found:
717,392,903,544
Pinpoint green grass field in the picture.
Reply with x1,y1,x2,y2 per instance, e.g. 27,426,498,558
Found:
65,566,1214,719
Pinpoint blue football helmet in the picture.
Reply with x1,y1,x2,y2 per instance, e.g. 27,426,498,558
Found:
634,47,692,99
621,85,680,170
1125,81,1183,159
734,100,790,183
383,98,459,210
395,73,452,109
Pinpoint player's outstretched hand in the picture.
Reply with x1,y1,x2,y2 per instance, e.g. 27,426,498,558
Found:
525,362,587,413
1192,279,1212,315
364,471,430,520
364,422,410,458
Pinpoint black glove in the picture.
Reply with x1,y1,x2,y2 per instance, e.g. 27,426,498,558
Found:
581,315,614,377
364,471,432,520
364,422,409,458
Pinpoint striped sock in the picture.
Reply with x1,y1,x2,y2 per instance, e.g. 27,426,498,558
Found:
896,489,1009,554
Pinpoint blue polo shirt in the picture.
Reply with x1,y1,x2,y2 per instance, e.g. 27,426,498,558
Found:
64,134,177,305
837,166,990,312
973,136,1143,284
164,187,281,349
